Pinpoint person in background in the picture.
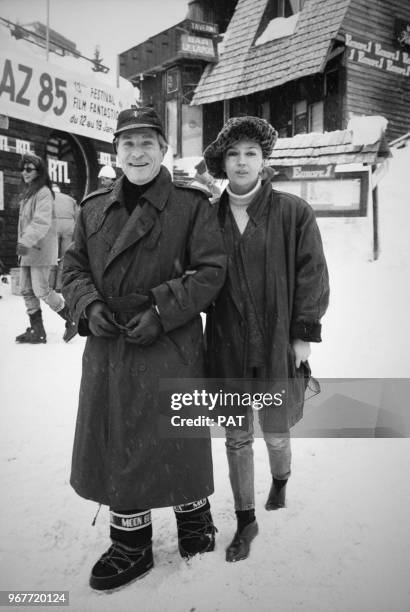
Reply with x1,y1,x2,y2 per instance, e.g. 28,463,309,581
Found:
97,165,117,189
52,184,78,292
191,158,222,203
62,107,226,591
15,154,77,344
204,116,329,563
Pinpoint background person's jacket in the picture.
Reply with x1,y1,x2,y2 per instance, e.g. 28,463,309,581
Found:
18,186,58,266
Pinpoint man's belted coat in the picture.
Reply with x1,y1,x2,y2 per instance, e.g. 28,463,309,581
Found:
62,167,226,510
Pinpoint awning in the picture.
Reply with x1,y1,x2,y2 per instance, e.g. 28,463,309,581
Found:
267,127,391,167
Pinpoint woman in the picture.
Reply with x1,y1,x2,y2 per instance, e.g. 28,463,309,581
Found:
204,117,329,562
15,153,77,343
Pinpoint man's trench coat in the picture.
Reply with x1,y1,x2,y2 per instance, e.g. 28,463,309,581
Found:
62,167,226,510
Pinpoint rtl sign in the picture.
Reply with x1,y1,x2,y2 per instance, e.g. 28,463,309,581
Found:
48,159,70,183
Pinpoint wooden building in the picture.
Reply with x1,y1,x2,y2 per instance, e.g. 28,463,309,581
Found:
192,0,410,146
119,0,238,157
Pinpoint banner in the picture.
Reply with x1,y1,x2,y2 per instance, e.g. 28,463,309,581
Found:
0,37,135,143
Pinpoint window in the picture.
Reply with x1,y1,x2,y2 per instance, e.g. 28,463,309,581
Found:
292,99,324,134
309,101,324,133
166,99,178,155
259,101,271,121
325,69,339,97
266,0,306,20
293,100,307,134
255,0,306,45
182,105,203,157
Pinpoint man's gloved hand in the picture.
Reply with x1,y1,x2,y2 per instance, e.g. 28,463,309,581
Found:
16,243,29,256
125,306,163,346
86,301,119,338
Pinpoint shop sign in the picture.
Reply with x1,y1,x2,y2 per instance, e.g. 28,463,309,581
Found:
292,165,335,179
166,68,179,94
188,21,218,35
98,151,112,166
48,159,70,184
271,166,369,216
346,33,410,76
0,38,135,143
0,135,35,154
180,34,216,59
97,151,121,168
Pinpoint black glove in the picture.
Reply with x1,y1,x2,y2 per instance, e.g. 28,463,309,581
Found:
86,301,119,338
125,306,163,346
17,243,29,256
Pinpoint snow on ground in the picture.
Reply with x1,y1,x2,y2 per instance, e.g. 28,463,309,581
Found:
1,143,410,611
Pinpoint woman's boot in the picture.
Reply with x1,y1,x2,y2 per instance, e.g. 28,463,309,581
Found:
265,478,287,510
57,305,78,342
15,310,46,344
226,509,258,562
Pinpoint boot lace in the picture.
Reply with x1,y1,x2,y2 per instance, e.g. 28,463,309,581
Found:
99,543,148,573
178,510,218,542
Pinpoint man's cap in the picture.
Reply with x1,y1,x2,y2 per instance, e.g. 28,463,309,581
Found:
98,165,116,179
204,116,278,179
114,107,166,139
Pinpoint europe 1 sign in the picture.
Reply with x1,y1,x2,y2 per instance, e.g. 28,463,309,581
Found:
0,37,135,143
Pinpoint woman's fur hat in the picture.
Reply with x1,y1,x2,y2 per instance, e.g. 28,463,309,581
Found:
204,116,278,179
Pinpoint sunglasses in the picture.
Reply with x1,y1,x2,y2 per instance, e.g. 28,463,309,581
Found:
21,165,37,173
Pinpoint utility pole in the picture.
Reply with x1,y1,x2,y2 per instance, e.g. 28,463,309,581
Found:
46,0,50,60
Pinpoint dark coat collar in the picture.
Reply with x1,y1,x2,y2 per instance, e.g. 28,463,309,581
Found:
102,165,172,215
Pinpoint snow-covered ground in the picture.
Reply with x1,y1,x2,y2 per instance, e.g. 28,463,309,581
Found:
1,143,409,611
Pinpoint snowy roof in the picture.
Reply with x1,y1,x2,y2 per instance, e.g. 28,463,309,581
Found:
192,0,352,105
267,127,391,167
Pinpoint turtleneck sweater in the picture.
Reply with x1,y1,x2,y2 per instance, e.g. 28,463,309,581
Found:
122,175,157,215
226,179,262,234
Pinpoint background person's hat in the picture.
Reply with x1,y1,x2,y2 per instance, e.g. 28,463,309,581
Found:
114,107,166,139
19,153,43,170
204,116,278,179
98,165,116,179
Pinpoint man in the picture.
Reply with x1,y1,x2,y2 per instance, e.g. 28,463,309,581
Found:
62,107,226,591
97,164,117,189
52,184,78,292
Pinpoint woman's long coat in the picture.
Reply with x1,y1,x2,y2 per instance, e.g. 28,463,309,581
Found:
62,168,226,510
18,186,58,266
206,181,330,432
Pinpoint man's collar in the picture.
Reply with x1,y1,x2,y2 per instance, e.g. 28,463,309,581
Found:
140,165,172,211
102,166,172,214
